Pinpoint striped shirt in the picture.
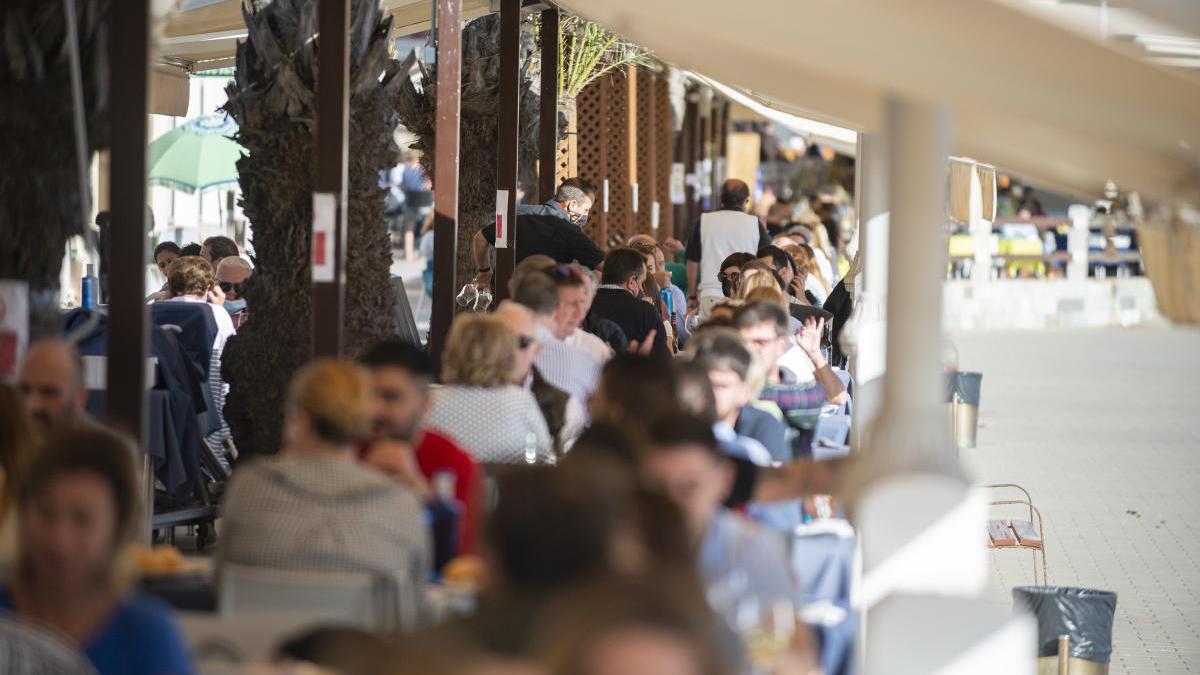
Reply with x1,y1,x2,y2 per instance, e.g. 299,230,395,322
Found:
534,324,603,403
759,365,827,458
162,296,235,469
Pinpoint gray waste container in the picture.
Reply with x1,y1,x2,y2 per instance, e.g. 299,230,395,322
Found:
1014,586,1117,674
945,371,983,448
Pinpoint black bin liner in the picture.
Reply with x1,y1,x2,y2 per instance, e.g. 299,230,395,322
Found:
944,371,982,406
1013,586,1117,663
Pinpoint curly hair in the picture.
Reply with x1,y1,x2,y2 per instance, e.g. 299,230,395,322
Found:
166,256,215,298
441,314,517,387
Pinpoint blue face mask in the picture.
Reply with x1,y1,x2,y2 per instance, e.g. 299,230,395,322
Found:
224,299,248,313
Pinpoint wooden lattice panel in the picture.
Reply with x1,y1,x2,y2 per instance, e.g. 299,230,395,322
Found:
654,70,675,240
603,70,633,248
634,67,657,237
576,79,606,246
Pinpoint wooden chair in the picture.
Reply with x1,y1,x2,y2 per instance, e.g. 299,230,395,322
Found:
984,483,1048,586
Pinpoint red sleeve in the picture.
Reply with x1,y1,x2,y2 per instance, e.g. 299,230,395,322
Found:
416,430,483,555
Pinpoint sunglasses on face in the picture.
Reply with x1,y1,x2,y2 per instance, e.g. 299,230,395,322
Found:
718,270,741,284
219,281,244,294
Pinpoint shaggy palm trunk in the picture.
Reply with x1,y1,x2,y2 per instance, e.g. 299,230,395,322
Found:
395,15,541,293
0,1,109,336
221,0,402,457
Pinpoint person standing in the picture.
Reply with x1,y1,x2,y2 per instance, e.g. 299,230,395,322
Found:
685,179,771,317
472,178,603,287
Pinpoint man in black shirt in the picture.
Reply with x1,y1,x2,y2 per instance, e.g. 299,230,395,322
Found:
472,178,603,287
588,248,669,360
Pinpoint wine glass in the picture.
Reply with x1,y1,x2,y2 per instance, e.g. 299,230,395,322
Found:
456,283,479,308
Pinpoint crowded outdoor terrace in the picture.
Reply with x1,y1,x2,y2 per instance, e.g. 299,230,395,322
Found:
2,0,1199,673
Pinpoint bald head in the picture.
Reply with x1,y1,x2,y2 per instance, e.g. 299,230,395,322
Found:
495,301,541,384
19,339,87,430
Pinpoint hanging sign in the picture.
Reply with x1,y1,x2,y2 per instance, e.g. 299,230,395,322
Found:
670,163,686,204
631,182,639,213
312,193,335,283
495,189,509,249
651,202,661,231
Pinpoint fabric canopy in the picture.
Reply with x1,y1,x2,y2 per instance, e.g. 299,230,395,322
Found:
556,0,1200,203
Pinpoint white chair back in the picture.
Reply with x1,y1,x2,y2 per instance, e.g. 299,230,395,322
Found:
218,564,414,631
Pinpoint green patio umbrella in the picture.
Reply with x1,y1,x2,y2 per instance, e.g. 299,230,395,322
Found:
148,113,243,193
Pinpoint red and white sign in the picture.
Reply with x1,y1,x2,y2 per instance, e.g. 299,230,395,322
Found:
312,193,335,282
495,189,510,249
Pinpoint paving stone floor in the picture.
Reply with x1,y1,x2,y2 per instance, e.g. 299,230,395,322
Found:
954,327,1200,674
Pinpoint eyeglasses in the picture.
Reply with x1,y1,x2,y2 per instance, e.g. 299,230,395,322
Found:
218,281,243,294
517,335,537,350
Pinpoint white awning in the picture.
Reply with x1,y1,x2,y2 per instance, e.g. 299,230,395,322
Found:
556,0,1200,202
688,71,858,157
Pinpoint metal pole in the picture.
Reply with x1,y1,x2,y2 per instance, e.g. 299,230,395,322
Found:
493,0,520,302
538,7,559,203
428,0,462,368
107,0,151,539
312,0,350,358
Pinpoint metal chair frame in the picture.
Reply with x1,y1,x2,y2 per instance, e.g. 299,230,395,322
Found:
985,483,1049,586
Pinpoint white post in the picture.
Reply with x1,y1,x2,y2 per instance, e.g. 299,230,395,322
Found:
1067,204,1091,282
844,131,889,449
851,96,1002,673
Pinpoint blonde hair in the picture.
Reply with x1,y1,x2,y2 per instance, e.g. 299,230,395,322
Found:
442,314,518,387
216,256,252,276
742,285,789,310
737,267,782,300
782,244,830,294
287,359,373,445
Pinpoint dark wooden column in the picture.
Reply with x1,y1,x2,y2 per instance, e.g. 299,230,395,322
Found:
428,0,462,367
538,7,559,203
634,67,656,236
653,71,674,241
312,0,350,357
493,0,520,301
106,0,150,443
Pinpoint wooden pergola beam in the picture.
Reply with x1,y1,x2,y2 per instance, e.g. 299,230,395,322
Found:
428,0,463,368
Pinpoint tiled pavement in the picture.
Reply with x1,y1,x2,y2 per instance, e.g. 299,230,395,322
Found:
953,327,1200,674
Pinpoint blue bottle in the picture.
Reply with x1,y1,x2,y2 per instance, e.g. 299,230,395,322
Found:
426,470,463,574
81,264,97,309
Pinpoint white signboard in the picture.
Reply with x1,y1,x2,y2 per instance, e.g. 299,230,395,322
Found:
651,202,661,231
312,193,336,283
669,163,686,204
0,280,29,381
494,189,510,249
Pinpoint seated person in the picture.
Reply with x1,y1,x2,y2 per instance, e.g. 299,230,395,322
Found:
360,340,482,555
215,256,252,329
219,359,429,582
640,417,798,621
512,271,601,406
162,256,236,455
424,314,554,464
17,338,88,432
200,235,239,268
687,327,789,464
734,301,847,458
588,248,669,359
0,428,193,675
495,301,582,451
146,241,180,303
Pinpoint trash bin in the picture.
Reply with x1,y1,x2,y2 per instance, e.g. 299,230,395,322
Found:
945,371,982,448
1013,586,1117,675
